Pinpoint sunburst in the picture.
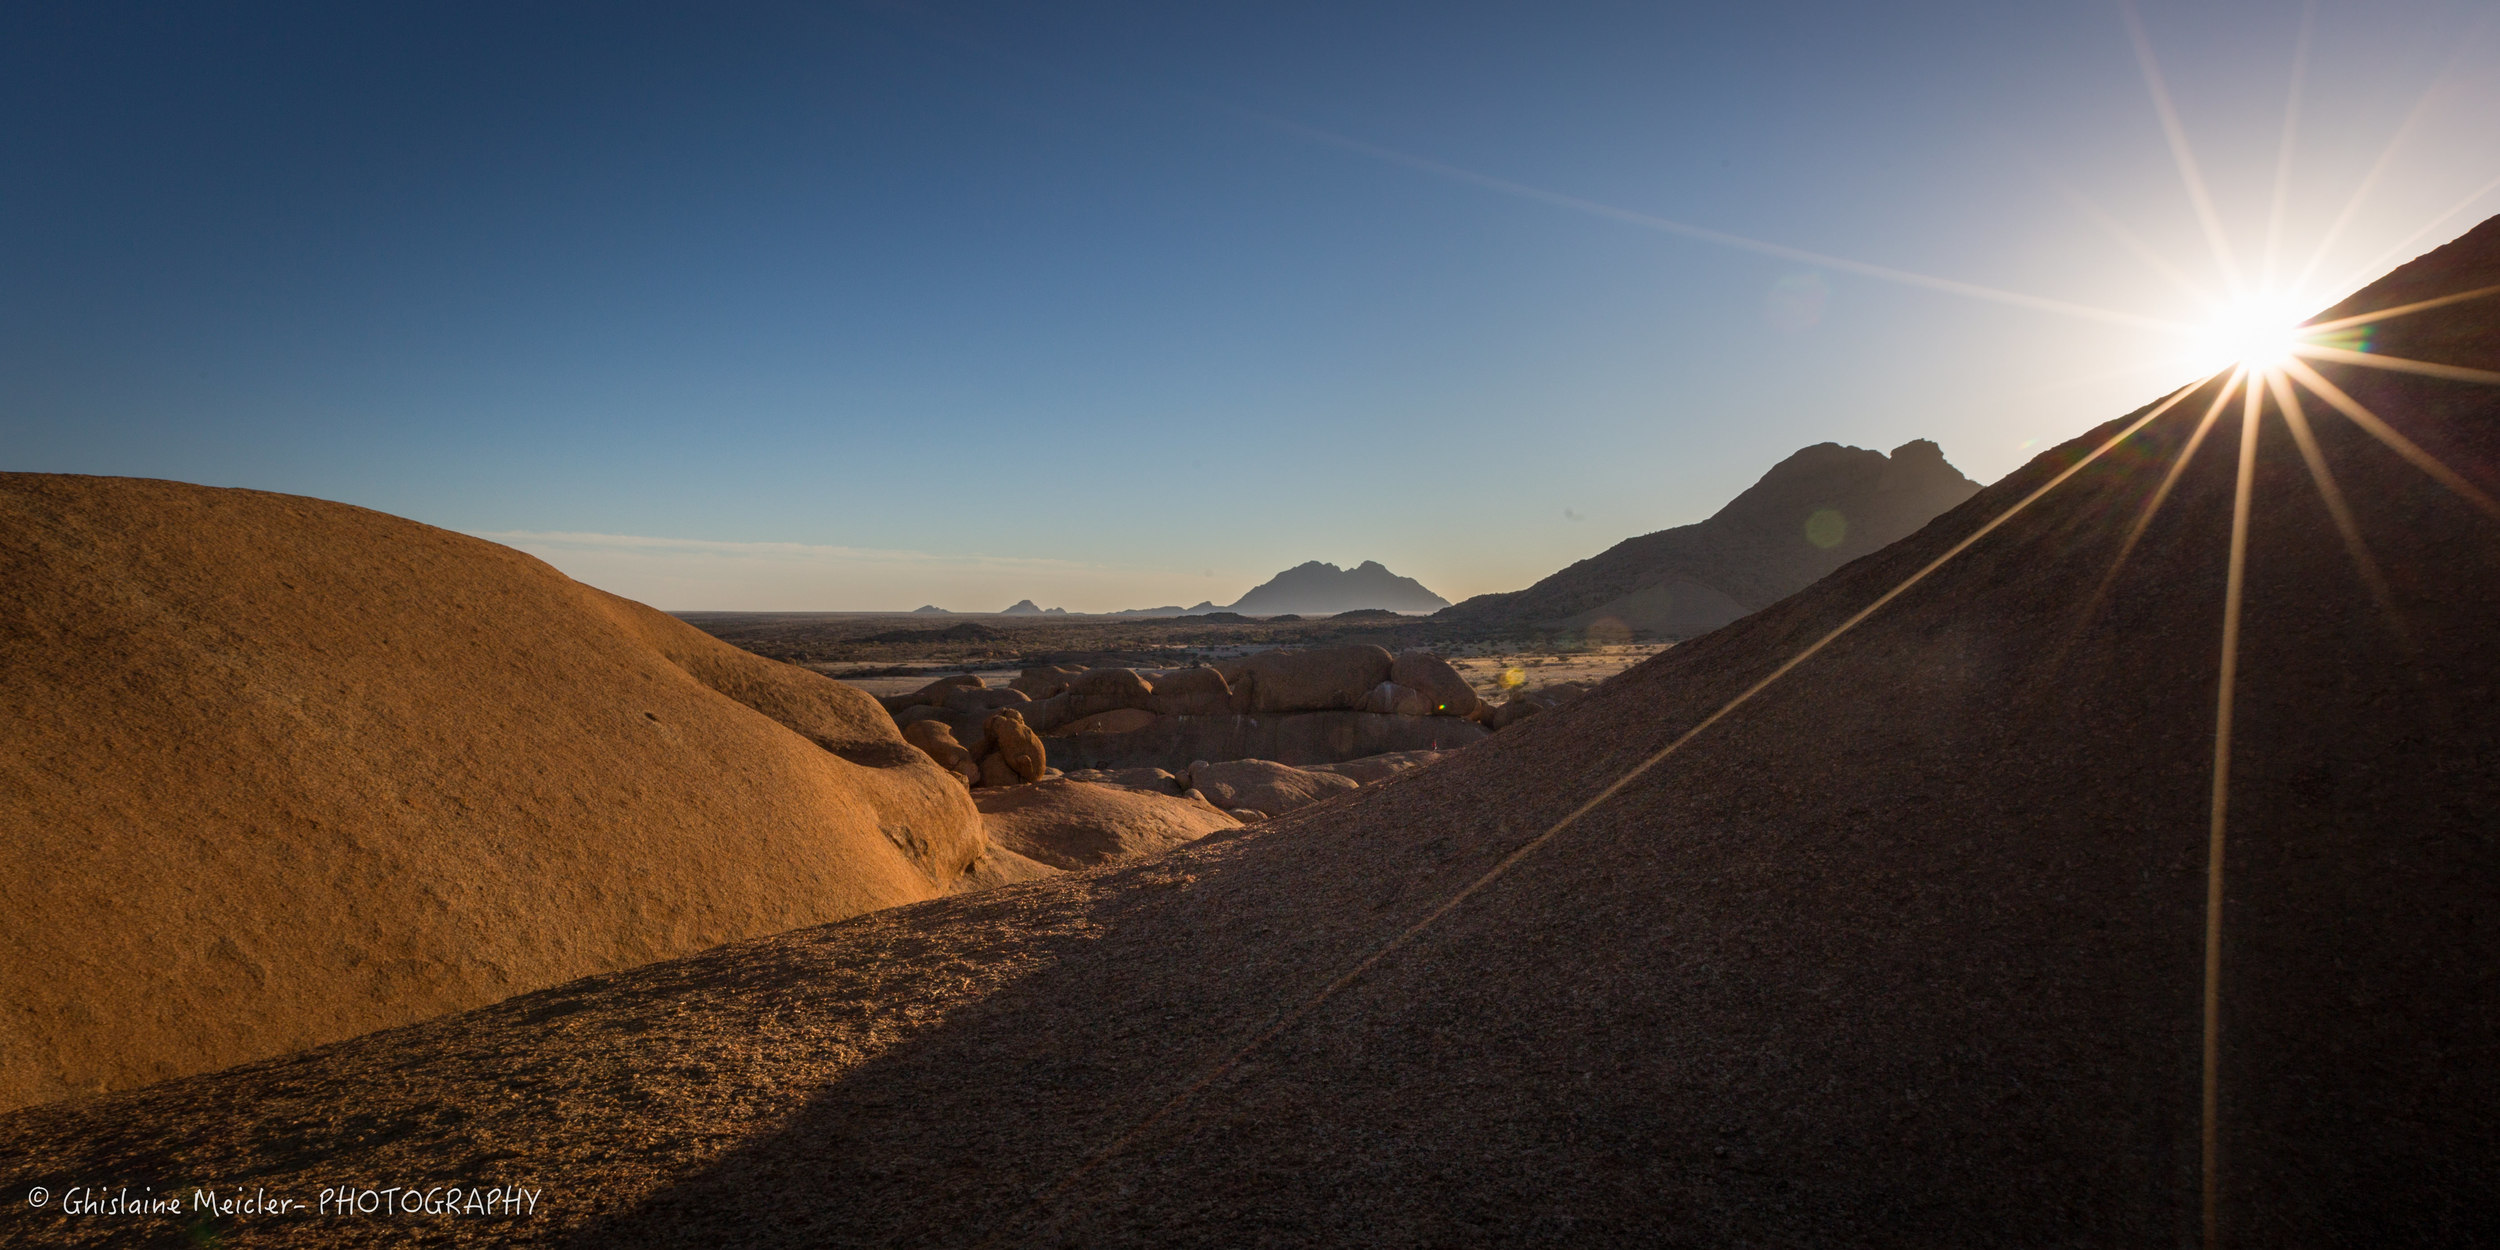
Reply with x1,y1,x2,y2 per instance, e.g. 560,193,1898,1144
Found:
990,10,2500,1242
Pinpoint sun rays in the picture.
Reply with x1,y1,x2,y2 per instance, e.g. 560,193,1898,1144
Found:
993,12,2500,1242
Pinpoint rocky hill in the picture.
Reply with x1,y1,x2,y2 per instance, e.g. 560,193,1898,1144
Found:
1219,559,1449,616
1440,438,1980,636
0,476,983,1113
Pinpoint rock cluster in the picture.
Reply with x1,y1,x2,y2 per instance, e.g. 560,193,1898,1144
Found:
884,647,1528,779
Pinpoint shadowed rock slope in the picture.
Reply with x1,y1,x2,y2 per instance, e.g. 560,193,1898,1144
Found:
6,216,2498,1246
0,476,982,1113
1442,437,1980,635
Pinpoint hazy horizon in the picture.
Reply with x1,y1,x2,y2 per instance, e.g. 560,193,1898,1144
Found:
7,1,2497,610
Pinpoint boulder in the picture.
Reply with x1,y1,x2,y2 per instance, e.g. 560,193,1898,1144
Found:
1391,650,1483,719
940,686,1032,715
1042,710,1489,774
1306,749,1450,786
0,473,984,1111
987,709,1050,783
1221,645,1394,713
947,843,1060,894
1189,758,1361,816
901,720,981,786
974,780,1240,870
881,673,986,714
1067,667,1157,717
1488,695,1545,730
900,703,999,758
1062,767,1185,795
977,752,1025,789
1014,692,1076,735
1010,665,1084,699
1056,708,1161,737
1356,681,1434,717
1147,666,1234,717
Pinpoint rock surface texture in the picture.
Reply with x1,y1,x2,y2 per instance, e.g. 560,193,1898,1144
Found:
0,476,982,1113
974,780,1241,871
1186,759,1362,816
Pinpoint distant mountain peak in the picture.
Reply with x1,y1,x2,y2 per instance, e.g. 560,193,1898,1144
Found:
1440,438,1980,637
1223,560,1450,616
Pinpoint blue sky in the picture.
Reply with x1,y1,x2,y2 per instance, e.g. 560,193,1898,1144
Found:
6,1,2496,609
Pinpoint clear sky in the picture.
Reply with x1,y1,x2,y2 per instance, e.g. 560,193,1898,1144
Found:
6,2,2496,610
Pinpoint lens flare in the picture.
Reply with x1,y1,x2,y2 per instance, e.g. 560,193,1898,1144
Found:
2191,296,2306,372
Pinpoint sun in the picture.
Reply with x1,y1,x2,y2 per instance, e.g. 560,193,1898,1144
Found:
2190,295,2306,373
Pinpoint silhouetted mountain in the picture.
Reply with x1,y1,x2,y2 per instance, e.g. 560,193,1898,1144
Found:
1440,438,1979,636
910,604,949,614
1217,560,1449,616
1000,599,1044,615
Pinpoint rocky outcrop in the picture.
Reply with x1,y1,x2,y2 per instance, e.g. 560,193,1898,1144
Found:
0,474,984,1112
1010,665,1084,699
1058,708,1159,736
876,654,1492,779
941,686,1031,715
1188,759,1361,817
1221,644,1395,714
974,780,1240,870
1043,710,1486,774
1356,681,1434,716
1060,766,1186,795
1305,749,1450,785
984,709,1049,783
1391,650,1482,719
1066,667,1156,717
901,720,981,786
880,673,984,714
1146,666,1233,717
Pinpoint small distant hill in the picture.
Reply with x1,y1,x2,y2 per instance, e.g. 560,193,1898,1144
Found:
1216,560,1450,617
1440,439,1979,636
910,604,949,614
1001,599,1045,615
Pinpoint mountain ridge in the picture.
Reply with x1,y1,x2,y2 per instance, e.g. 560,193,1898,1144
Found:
1440,438,1980,636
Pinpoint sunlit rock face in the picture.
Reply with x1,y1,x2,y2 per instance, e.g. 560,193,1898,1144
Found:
1440,438,1983,637
0,475,983,1112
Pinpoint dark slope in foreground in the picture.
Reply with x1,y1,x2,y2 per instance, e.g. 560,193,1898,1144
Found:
6,217,2499,1246
1441,438,1980,635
